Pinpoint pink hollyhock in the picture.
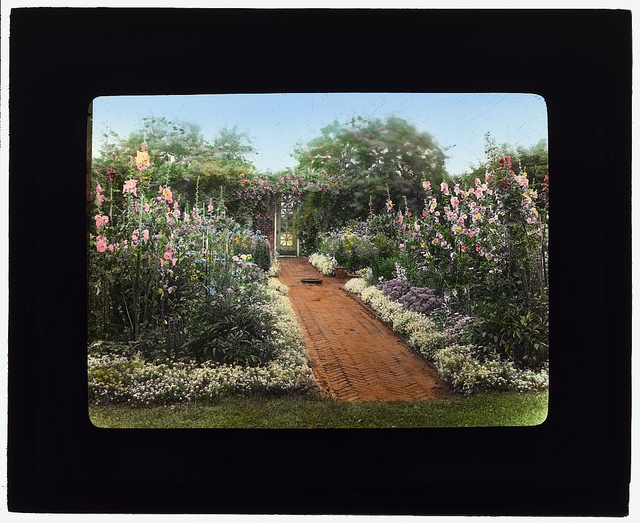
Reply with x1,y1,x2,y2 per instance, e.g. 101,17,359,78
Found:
132,230,140,243
142,229,149,242
476,246,482,252
451,197,459,208
485,172,492,181
461,245,467,251
475,178,481,187
162,187,173,204
96,235,108,252
207,204,214,212
144,204,150,213
94,214,109,230
167,286,175,294
414,221,420,232
432,237,439,245
422,209,427,218
422,180,431,190
108,244,115,252
96,194,105,206
440,182,448,193
172,258,178,267
397,215,404,224
173,201,179,211
163,251,173,261
134,202,140,213
141,144,147,152
122,179,138,197
468,230,475,238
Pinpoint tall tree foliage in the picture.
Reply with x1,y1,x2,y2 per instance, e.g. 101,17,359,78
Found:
92,118,256,212
293,116,450,219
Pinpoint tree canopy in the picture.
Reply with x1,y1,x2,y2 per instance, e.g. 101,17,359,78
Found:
293,116,450,219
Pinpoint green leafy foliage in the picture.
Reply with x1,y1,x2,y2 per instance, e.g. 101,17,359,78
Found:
182,293,279,366
294,116,450,219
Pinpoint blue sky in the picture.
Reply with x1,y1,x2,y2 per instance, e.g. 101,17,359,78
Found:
92,92,548,177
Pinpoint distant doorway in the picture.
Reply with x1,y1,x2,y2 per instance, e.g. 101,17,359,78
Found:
275,194,298,256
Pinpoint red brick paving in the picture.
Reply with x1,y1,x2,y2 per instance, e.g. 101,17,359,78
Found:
278,257,451,401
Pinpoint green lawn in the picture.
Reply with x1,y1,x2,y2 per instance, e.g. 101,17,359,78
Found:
89,390,548,428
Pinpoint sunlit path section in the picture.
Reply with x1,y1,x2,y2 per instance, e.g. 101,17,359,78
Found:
278,258,450,401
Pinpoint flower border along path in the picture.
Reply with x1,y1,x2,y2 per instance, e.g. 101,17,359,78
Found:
278,257,451,401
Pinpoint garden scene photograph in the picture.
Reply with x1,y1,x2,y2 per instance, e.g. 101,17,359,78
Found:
87,92,549,428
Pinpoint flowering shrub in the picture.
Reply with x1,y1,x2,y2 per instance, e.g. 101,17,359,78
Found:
308,252,338,275
398,287,444,315
374,138,549,369
88,145,275,364
381,279,411,301
88,279,318,405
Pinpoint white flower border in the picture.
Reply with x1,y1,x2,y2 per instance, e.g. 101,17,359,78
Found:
308,252,338,276
344,278,548,394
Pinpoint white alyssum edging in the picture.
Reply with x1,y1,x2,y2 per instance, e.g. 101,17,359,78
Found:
88,278,317,406
343,278,548,394
307,252,338,276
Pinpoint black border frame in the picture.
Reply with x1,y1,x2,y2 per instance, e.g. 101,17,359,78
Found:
8,8,632,516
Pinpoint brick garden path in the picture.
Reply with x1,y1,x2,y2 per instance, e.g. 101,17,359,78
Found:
278,257,451,401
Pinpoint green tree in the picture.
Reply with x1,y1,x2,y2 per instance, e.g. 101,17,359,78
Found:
92,119,257,213
294,116,450,220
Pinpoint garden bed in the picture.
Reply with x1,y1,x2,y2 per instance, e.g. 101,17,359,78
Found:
88,278,320,406
343,278,549,395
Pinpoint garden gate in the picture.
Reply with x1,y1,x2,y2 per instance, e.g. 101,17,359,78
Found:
275,194,299,256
